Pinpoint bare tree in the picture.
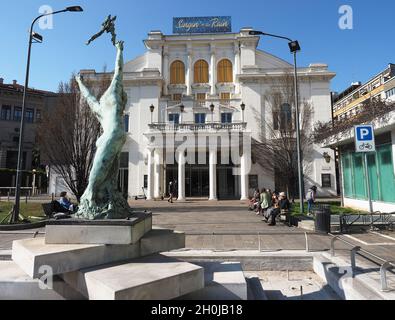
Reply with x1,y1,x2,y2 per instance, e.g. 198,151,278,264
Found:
37,74,109,201
252,73,314,199
314,98,395,143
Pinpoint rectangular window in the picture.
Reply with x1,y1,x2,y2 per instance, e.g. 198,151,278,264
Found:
173,94,182,102
36,109,42,122
13,107,22,122
322,174,332,188
1,105,12,120
124,115,129,132
221,113,232,124
168,113,180,124
6,151,27,170
194,113,206,124
220,92,231,104
196,93,206,101
249,175,258,190
25,108,34,123
120,152,129,169
144,175,148,189
386,88,395,99
272,111,279,130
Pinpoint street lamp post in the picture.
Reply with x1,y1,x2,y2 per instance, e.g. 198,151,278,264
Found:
240,102,246,123
210,103,215,124
249,30,304,214
11,6,83,223
150,104,155,124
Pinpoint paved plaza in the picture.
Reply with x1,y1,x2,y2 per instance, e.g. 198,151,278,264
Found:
1,199,395,264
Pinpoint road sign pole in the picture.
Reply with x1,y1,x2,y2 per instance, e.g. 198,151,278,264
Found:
363,153,374,214
355,125,375,223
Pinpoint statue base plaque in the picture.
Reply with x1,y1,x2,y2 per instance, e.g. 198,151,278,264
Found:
45,212,152,245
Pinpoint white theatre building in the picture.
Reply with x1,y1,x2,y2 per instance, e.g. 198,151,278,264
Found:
77,26,338,201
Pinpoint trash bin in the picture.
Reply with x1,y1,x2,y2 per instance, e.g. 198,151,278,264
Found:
313,204,331,234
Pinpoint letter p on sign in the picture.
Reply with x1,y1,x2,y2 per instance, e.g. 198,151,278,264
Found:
358,128,372,141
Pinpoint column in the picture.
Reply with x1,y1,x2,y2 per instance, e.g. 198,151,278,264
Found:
154,149,163,199
186,49,193,96
209,149,218,201
147,149,154,200
177,150,186,201
234,43,240,95
240,152,249,201
163,49,169,95
210,46,217,96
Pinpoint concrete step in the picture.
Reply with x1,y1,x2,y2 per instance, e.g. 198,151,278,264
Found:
164,250,314,272
314,253,395,300
0,261,85,300
12,227,185,278
62,254,204,300
179,262,247,300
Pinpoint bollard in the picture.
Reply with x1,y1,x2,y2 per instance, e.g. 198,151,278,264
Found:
52,193,55,202
7,192,10,202
25,193,28,204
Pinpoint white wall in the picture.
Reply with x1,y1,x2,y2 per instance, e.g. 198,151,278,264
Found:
344,197,395,213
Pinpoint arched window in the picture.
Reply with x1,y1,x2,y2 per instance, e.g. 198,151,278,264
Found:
194,60,209,83
273,103,293,130
217,59,233,83
170,60,185,84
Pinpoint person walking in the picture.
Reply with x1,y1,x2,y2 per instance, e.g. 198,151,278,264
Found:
168,181,175,204
306,186,317,215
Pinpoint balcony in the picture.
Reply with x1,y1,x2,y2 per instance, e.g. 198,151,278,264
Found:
148,122,247,132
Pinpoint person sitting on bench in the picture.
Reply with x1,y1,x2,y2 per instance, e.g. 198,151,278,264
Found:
58,192,77,213
278,192,291,226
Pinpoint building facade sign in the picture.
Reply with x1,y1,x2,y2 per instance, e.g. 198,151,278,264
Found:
173,16,232,34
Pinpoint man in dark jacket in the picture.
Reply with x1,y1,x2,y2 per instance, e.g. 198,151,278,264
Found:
168,181,175,203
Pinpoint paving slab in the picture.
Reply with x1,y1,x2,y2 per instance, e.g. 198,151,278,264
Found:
62,254,204,300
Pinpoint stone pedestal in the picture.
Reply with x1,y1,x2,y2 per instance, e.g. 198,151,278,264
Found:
45,211,152,245
0,213,209,301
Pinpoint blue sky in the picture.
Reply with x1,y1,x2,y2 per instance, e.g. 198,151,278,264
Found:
0,0,394,93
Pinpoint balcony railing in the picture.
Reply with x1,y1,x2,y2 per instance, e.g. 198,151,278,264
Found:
149,122,247,132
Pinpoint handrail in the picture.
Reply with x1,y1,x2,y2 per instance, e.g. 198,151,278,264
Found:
329,233,395,291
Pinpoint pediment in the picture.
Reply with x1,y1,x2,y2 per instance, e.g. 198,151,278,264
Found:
255,50,293,70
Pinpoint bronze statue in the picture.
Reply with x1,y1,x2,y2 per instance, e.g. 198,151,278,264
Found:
76,17,130,219
86,15,117,46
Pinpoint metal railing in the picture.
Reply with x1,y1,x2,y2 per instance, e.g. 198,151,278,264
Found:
329,233,395,291
340,212,394,233
149,122,247,132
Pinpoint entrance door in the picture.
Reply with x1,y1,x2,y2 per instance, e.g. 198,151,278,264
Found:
218,168,236,200
190,167,209,197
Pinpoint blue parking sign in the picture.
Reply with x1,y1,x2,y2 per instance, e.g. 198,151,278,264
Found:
356,126,373,141
355,125,375,152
